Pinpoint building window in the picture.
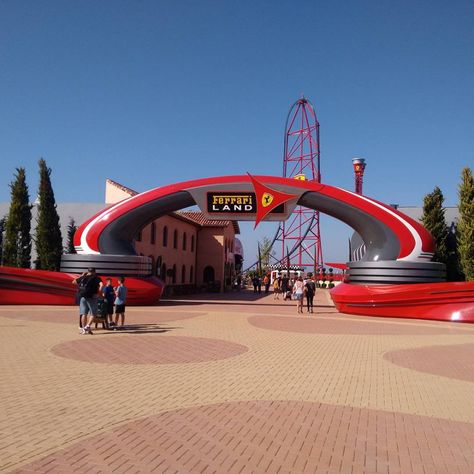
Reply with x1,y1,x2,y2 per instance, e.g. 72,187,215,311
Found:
191,235,195,252
173,229,178,249
181,265,186,283
172,264,176,284
163,226,168,247
151,223,156,245
183,232,187,251
203,266,215,283
161,263,167,280
190,265,194,283
136,229,142,242
156,256,162,277
149,255,155,275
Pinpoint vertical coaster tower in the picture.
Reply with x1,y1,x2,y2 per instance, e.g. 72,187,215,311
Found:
280,97,324,271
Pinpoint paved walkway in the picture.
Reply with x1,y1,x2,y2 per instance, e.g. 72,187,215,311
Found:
1,289,474,473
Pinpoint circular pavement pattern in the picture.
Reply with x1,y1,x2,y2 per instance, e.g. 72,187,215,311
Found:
248,315,472,335
15,400,474,473
384,342,474,383
51,335,248,365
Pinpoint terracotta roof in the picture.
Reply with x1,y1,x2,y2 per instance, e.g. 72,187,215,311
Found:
106,180,240,234
106,178,138,197
177,211,240,234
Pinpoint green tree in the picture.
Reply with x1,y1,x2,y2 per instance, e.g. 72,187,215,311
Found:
65,217,77,254
458,167,474,281
3,168,32,267
445,222,464,281
258,236,274,270
35,159,62,271
0,216,6,265
421,186,448,264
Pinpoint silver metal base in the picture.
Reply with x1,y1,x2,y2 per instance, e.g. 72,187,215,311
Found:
346,260,446,284
60,254,152,277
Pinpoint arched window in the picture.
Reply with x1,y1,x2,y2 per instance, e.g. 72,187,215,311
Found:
190,265,194,283
156,256,162,277
161,263,167,280
148,255,155,275
163,226,168,247
151,223,156,245
203,266,215,283
173,229,178,249
191,235,195,252
172,264,177,284
181,265,186,283
183,232,187,251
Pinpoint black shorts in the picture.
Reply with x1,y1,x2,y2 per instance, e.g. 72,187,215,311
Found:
115,304,126,314
106,301,114,315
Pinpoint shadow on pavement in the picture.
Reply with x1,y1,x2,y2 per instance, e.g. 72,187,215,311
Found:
160,300,335,309
99,324,181,334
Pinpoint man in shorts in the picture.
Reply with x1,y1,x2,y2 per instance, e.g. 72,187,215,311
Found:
73,268,103,335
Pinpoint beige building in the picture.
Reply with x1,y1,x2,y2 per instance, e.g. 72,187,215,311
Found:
106,179,241,294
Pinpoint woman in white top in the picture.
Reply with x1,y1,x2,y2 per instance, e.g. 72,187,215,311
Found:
292,277,305,314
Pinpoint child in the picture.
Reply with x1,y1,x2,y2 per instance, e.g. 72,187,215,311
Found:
102,278,116,327
113,276,128,329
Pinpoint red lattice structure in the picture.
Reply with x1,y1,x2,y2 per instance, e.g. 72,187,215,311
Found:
278,97,323,271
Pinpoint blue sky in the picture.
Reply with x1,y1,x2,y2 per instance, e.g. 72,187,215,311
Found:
1,0,473,264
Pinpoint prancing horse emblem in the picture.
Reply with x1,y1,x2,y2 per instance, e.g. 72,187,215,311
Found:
262,192,273,207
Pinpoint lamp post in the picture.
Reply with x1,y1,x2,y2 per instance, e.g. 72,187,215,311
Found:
352,158,366,195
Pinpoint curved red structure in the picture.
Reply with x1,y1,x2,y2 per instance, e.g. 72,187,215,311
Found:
0,266,163,306
1,174,473,323
72,175,434,262
331,282,474,323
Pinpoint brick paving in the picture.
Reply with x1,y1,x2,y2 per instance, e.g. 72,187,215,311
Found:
52,336,249,365
384,343,474,383
1,288,474,473
247,315,471,335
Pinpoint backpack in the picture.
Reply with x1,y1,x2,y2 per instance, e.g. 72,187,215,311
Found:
78,276,100,298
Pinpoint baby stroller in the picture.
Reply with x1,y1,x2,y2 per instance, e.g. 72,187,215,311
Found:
94,298,109,330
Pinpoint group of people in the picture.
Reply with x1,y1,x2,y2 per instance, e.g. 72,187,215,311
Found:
73,268,128,335
272,274,317,314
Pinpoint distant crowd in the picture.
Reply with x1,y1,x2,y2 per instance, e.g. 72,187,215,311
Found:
250,273,317,314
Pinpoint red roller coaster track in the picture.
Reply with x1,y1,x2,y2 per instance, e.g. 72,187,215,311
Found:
278,97,323,271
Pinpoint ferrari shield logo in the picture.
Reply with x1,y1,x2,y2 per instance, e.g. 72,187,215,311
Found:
261,192,273,208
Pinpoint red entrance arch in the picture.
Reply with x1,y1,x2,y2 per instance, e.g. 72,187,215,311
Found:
1,175,473,322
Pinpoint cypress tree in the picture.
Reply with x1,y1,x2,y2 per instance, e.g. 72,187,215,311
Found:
3,168,32,267
0,216,6,265
421,186,448,264
445,222,464,281
35,158,62,271
458,167,474,281
65,217,77,254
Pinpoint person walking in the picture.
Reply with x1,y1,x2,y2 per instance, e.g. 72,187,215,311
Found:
292,276,305,314
263,274,270,293
304,275,316,314
252,276,258,293
281,274,289,301
273,276,281,300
